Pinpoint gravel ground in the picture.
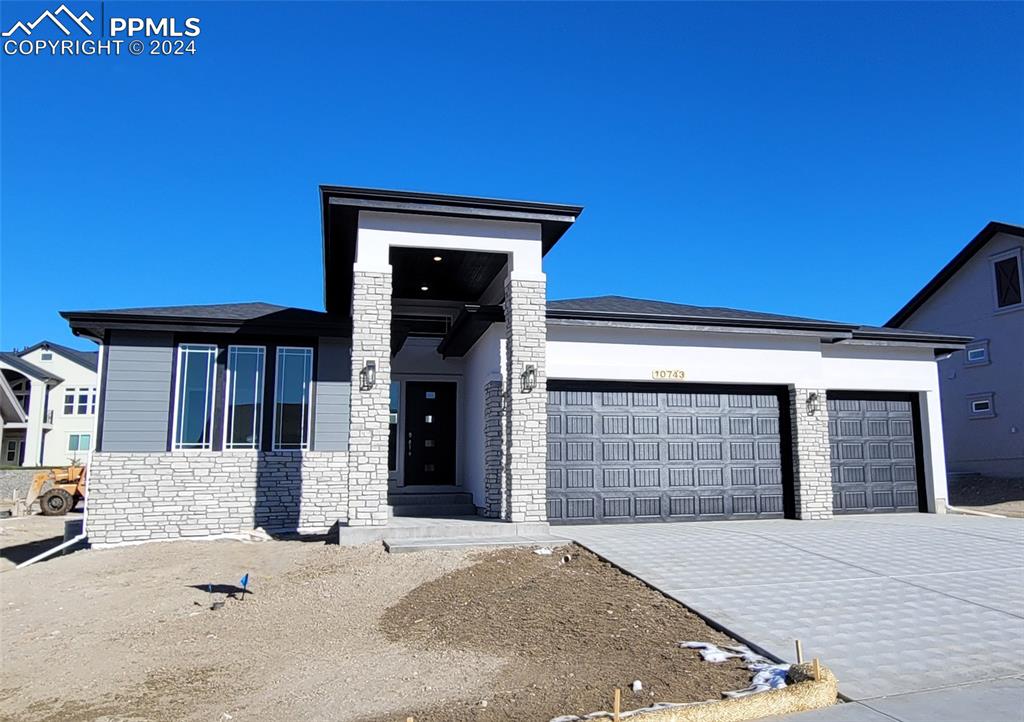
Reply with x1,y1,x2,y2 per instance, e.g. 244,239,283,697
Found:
948,475,1024,518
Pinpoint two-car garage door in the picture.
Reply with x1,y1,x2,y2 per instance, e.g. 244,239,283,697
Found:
546,383,925,523
546,383,790,523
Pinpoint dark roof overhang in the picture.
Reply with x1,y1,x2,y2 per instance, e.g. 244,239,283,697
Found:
436,305,505,358
0,353,62,383
321,185,583,316
61,303,352,342
546,307,858,336
886,221,1024,327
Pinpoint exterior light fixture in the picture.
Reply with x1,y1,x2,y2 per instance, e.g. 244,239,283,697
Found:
521,364,537,393
806,391,820,416
433,256,442,262
359,360,377,391
420,285,429,292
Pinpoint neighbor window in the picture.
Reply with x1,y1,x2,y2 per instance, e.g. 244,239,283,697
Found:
172,344,218,449
993,251,1023,309
63,387,97,415
969,394,995,419
41,352,52,361
68,433,91,452
272,347,313,450
224,346,266,449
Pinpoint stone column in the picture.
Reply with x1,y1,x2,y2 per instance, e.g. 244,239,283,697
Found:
483,378,505,518
502,275,548,523
789,387,834,520
346,269,392,526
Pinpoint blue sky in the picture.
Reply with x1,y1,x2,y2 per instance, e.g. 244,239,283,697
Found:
2,1,1022,351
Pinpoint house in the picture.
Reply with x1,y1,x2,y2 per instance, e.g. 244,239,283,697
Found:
0,341,99,467
62,186,969,547
887,221,1024,479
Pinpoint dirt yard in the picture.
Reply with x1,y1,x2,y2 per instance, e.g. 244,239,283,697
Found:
0,520,753,722
948,475,1024,518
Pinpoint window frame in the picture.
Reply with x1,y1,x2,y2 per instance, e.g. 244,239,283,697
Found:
968,393,996,419
271,346,315,452
991,248,1024,312
223,345,267,451
964,340,990,367
62,386,97,416
68,433,92,452
170,343,219,451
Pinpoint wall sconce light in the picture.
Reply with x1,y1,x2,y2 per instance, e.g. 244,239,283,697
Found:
521,364,537,394
359,360,377,391
806,391,820,416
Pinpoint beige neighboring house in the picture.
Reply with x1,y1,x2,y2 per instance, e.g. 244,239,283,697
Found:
887,221,1024,479
0,341,99,467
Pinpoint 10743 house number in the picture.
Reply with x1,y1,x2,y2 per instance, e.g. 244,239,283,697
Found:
651,369,686,380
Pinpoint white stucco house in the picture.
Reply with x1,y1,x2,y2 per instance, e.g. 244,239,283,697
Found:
0,341,99,467
61,186,970,547
887,221,1024,479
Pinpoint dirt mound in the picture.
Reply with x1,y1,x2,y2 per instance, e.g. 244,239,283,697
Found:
377,545,752,722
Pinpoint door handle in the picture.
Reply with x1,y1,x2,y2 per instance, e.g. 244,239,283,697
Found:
407,431,412,457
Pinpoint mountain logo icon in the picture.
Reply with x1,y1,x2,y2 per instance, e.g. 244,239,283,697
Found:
2,4,94,37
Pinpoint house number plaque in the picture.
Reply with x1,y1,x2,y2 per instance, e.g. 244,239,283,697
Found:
651,369,686,380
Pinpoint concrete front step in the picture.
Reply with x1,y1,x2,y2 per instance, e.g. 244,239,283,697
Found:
384,536,569,553
337,517,558,546
391,503,478,517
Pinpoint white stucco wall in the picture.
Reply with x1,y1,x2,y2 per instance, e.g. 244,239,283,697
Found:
461,324,504,507
546,323,949,511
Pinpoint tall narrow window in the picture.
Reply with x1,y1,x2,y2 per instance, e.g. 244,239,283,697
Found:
225,346,266,449
173,344,217,449
273,347,313,450
994,253,1022,309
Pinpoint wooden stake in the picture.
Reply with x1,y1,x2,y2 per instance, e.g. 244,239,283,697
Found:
813,658,821,682
613,688,621,722
795,639,804,664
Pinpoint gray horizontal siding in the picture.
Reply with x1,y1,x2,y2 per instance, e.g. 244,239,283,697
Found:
314,337,351,451
101,331,173,452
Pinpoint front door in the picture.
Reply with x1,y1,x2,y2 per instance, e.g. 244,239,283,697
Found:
404,381,457,485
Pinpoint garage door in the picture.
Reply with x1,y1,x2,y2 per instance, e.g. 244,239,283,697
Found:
827,393,924,514
546,383,789,523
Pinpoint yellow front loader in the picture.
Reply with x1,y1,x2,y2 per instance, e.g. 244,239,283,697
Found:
24,466,86,516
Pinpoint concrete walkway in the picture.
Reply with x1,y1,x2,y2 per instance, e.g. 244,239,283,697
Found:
564,514,1024,721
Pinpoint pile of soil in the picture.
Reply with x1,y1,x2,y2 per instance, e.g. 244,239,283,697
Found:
375,545,752,722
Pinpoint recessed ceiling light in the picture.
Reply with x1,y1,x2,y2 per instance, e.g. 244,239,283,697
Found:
420,286,429,292
433,256,442,262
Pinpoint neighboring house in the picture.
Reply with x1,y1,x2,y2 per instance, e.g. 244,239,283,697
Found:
62,186,968,547
887,221,1024,479
0,341,99,467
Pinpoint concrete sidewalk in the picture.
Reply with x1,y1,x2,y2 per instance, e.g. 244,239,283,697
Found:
564,514,1024,721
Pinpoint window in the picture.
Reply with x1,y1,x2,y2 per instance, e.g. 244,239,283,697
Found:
993,250,1023,310
63,387,97,416
968,394,995,419
965,341,989,367
272,347,313,450
68,433,91,452
172,344,218,449
224,346,266,449
41,352,52,361
388,382,400,472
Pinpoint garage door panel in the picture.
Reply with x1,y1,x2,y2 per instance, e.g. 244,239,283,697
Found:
828,393,923,514
547,384,788,523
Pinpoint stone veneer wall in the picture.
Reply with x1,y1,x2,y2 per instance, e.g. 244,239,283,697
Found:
789,387,834,520
502,277,548,523
346,269,392,526
482,379,504,518
85,451,348,545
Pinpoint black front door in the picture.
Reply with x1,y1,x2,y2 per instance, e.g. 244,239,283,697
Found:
404,381,457,485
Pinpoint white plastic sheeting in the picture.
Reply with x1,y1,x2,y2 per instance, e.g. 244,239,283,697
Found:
680,642,790,698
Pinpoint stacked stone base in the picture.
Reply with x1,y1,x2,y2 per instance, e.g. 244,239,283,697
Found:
86,451,348,546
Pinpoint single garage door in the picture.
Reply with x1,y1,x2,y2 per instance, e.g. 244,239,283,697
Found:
827,392,924,514
547,383,790,523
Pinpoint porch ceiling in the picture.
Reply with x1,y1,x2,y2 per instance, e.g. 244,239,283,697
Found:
390,247,507,303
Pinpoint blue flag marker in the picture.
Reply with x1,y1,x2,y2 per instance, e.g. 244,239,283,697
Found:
239,573,249,600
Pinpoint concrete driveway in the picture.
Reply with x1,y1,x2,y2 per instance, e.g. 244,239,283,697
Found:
564,514,1024,720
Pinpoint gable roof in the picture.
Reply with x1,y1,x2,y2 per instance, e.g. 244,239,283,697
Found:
548,295,970,348
19,340,99,372
62,302,352,340
886,221,1024,327
0,352,62,383
0,372,27,423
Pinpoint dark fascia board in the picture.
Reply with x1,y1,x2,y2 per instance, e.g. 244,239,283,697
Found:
61,311,352,342
320,185,583,254
886,221,1024,327
437,304,505,358
849,329,971,347
545,308,858,336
